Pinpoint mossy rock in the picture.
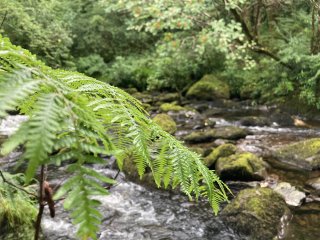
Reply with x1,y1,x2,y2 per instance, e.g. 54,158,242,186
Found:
159,103,186,112
239,116,271,127
156,92,180,103
124,88,138,94
203,144,237,167
122,158,158,188
131,91,153,104
186,75,230,100
153,113,177,134
190,147,207,156
0,186,37,239
221,188,289,240
184,126,249,143
216,152,268,181
274,138,320,170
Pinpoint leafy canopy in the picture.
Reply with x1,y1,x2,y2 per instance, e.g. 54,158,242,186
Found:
0,35,229,239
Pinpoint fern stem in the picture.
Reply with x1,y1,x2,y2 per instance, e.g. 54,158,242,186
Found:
34,165,45,240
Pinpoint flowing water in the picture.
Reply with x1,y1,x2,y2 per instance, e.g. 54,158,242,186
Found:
1,101,320,240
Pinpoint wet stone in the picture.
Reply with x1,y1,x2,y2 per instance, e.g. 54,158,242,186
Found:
273,182,306,207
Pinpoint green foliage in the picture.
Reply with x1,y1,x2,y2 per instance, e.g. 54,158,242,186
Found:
0,36,229,239
76,54,108,79
105,55,152,90
0,0,74,68
0,172,37,239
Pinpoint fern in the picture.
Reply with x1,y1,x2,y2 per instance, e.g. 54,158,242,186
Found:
0,35,230,239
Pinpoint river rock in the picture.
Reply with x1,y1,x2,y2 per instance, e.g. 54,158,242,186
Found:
122,158,158,188
203,144,237,168
274,138,320,170
273,182,306,207
184,126,249,143
131,91,153,104
239,116,271,127
270,110,294,127
306,177,320,192
0,115,28,138
152,113,177,134
156,92,180,103
186,75,230,100
216,152,268,181
221,188,289,240
159,103,187,112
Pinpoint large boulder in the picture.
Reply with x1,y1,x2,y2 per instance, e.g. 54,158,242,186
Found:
221,188,289,240
203,144,237,167
216,152,268,181
152,113,177,134
274,138,320,170
184,126,249,143
186,75,230,100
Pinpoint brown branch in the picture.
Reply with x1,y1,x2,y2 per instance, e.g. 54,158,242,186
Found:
229,5,293,70
0,11,7,29
254,0,261,37
34,165,45,240
0,170,37,197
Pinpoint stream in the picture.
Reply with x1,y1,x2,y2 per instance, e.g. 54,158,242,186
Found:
1,99,320,240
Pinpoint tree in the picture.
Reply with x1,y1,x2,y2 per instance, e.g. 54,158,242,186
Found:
0,35,229,239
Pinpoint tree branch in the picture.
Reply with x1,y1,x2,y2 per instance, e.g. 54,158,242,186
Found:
0,11,8,29
0,170,37,197
230,6,293,69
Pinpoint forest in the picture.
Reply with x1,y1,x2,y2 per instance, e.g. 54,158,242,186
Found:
0,0,320,240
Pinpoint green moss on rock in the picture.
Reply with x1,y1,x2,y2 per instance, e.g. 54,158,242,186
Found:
0,179,37,239
160,103,186,112
153,113,177,134
184,126,248,143
203,144,237,167
122,157,158,188
216,152,268,181
274,138,320,170
221,188,289,240
186,75,230,100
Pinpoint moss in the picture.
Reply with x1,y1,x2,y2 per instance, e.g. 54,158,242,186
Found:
186,74,230,100
159,103,186,112
190,147,206,156
204,144,237,167
131,91,153,103
216,152,267,181
222,188,288,240
0,178,37,239
152,113,177,134
156,92,179,102
184,126,248,143
122,157,161,189
275,138,320,170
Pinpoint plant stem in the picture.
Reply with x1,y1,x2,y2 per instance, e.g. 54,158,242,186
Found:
34,165,45,240
0,11,7,29
0,170,37,197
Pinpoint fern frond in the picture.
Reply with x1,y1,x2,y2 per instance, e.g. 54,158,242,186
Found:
23,93,65,182
0,70,40,117
0,34,230,239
